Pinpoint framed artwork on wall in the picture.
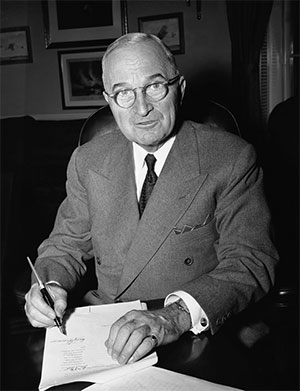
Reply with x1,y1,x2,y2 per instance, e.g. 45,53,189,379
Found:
58,49,106,109
42,0,128,49
138,13,185,55
0,26,33,64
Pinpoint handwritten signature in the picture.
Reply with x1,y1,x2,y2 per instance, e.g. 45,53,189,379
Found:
63,365,87,372
51,336,85,345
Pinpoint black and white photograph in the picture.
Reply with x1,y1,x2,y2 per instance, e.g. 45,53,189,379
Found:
0,26,32,64
58,49,106,109
138,13,184,54
1,1,298,391
42,0,128,48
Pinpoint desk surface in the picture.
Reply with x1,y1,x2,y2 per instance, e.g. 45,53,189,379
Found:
2,298,299,391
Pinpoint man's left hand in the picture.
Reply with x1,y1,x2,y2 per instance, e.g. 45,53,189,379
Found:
105,301,191,365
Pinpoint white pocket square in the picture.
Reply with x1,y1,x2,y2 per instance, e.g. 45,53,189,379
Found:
173,213,212,235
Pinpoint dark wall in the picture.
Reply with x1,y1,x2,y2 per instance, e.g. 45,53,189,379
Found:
0,0,232,118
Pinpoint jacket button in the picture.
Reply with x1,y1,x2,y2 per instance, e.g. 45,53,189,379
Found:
96,257,101,265
184,257,194,266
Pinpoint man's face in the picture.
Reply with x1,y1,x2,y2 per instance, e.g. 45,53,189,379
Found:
103,41,185,151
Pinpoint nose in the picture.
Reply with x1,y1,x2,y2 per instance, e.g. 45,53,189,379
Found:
133,89,153,116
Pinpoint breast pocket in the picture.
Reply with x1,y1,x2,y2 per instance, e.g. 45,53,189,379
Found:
166,216,218,280
170,216,218,256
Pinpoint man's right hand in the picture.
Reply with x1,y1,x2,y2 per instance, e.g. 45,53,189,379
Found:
24,283,67,328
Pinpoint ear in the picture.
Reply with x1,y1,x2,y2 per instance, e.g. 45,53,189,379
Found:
178,76,186,104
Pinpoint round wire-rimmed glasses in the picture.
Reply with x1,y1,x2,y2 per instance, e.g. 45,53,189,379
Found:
104,75,180,109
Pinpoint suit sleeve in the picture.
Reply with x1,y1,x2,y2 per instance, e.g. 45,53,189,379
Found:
33,147,94,291
181,143,279,334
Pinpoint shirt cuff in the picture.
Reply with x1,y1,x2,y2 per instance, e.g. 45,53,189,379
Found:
164,290,209,334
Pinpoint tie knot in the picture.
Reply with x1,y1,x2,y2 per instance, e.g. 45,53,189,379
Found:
145,154,156,171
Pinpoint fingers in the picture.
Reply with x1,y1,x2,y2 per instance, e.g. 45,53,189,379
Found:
25,283,54,327
105,305,187,365
105,310,161,365
47,284,67,318
107,325,157,365
24,283,67,328
112,325,150,364
105,315,128,355
129,335,158,364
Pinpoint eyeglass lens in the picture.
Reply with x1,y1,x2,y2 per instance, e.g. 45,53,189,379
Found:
116,82,168,108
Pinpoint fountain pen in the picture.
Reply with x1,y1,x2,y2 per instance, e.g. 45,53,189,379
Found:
27,256,65,334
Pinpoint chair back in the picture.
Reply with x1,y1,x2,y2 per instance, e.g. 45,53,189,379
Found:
78,105,117,146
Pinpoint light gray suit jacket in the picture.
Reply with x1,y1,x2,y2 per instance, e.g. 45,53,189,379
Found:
35,120,278,333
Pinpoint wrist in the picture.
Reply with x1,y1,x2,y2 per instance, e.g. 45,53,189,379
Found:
167,299,192,333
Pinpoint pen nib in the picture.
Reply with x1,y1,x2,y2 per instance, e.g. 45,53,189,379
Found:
59,324,66,335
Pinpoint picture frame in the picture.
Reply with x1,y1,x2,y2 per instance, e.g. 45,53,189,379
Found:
58,49,106,109
0,26,33,65
138,13,184,55
42,0,128,49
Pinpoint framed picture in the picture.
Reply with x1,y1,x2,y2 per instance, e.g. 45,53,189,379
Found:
138,13,184,55
58,49,106,109
0,26,33,64
42,0,128,49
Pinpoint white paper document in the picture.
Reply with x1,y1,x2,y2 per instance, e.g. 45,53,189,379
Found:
84,366,244,391
39,300,157,391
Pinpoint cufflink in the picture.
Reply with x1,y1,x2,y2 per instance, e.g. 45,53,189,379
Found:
200,317,208,327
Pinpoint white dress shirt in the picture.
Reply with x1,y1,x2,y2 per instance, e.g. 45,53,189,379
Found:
132,139,209,334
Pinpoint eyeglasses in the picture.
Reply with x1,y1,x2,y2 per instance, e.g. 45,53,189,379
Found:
104,75,180,109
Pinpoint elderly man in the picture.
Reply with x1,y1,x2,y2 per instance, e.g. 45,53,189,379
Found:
25,33,278,365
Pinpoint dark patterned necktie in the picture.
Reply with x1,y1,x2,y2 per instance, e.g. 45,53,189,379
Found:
139,154,158,215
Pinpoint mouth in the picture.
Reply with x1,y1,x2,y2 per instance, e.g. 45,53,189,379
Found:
135,119,159,128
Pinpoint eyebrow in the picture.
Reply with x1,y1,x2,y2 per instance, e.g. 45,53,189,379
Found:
111,73,166,91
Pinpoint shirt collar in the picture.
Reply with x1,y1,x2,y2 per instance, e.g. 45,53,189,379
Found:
132,136,176,175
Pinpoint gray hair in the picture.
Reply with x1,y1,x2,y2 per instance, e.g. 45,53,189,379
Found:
102,32,179,84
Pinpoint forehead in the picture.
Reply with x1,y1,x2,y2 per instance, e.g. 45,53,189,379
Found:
103,41,172,87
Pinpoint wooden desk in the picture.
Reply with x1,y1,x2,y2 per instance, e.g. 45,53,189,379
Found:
7,325,252,391
2,298,299,391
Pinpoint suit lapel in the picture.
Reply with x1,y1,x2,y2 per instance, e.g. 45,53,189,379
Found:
90,134,140,259
116,122,208,299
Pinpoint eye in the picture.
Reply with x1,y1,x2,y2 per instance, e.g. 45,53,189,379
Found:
116,89,132,98
147,82,164,91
